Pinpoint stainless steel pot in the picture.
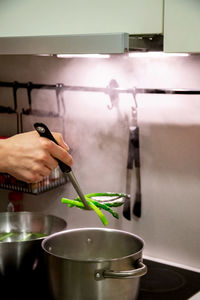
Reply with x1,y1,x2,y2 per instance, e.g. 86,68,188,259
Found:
0,212,67,278
42,227,147,300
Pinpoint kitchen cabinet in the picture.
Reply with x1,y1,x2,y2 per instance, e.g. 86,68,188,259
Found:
0,0,164,54
1,0,200,54
164,0,200,53
0,0,163,37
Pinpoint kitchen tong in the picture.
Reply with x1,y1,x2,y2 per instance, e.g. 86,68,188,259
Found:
123,126,142,220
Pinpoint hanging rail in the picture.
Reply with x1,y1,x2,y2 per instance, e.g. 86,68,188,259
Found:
0,81,200,95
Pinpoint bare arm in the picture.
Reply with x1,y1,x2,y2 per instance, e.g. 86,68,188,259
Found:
0,131,73,183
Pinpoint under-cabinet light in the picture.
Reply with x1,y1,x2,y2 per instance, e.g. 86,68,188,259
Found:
128,52,190,58
57,54,110,58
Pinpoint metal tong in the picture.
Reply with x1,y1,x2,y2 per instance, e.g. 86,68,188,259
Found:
123,126,142,220
34,122,91,210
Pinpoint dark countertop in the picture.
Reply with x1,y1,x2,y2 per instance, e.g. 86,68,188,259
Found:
139,259,200,300
1,258,200,300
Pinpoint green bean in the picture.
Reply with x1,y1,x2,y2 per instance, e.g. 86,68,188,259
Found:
86,192,127,198
85,193,125,207
74,196,119,219
61,198,109,226
18,233,32,242
61,198,85,208
0,232,14,241
87,200,108,226
32,233,47,239
61,192,126,225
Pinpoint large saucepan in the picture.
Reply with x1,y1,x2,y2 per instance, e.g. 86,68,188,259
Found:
42,227,147,300
0,211,66,299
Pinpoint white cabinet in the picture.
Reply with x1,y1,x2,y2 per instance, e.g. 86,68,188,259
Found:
164,0,200,53
0,0,163,37
0,0,164,54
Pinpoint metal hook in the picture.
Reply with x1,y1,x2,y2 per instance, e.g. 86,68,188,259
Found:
56,83,65,116
131,88,138,126
27,81,33,112
12,81,20,134
106,79,120,110
21,81,32,116
12,81,18,112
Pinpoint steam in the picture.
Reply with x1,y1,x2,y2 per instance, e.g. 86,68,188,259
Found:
1,54,200,250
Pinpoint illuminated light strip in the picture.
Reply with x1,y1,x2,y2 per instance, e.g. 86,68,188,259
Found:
128,52,190,58
57,54,110,58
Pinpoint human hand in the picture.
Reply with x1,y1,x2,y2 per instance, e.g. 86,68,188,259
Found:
0,131,73,183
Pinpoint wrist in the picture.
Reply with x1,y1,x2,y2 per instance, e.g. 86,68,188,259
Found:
0,139,9,173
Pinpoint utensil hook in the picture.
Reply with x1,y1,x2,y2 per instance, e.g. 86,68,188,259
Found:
12,81,18,112
20,82,33,132
21,81,33,115
131,88,138,125
12,81,19,133
27,81,33,112
56,83,65,116
106,79,120,110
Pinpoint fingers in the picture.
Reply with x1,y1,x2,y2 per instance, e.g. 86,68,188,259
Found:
40,132,73,167
22,165,53,183
22,164,55,183
25,133,72,183
40,139,73,167
43,155,58,170
52,133,70,152
27,174,44,183
2,130,72,184
49,142,73,166
11,170,44,184
38,165,52,177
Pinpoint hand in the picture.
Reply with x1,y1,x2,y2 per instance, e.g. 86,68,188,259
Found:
0,131,73,183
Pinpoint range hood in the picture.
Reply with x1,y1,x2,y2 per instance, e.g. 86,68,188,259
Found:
0,33,163,55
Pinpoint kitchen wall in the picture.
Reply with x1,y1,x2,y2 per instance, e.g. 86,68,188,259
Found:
0,53,200,270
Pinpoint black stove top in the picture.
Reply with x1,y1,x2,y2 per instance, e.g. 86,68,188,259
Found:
2,258,200,300
139,259,200,300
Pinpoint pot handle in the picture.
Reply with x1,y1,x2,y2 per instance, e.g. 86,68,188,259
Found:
95,260,147,280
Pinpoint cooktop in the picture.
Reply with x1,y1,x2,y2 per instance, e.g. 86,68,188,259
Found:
139,259,200,300
2,258,200,299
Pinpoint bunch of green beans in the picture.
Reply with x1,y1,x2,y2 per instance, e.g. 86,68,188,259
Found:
61,192,125,226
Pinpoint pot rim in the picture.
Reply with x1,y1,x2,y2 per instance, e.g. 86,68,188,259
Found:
42,227,145,263
0,211,67,245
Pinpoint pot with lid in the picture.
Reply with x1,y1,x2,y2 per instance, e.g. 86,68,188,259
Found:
42,227,147,300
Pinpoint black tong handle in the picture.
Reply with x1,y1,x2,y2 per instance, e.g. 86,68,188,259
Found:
34,122,71,173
